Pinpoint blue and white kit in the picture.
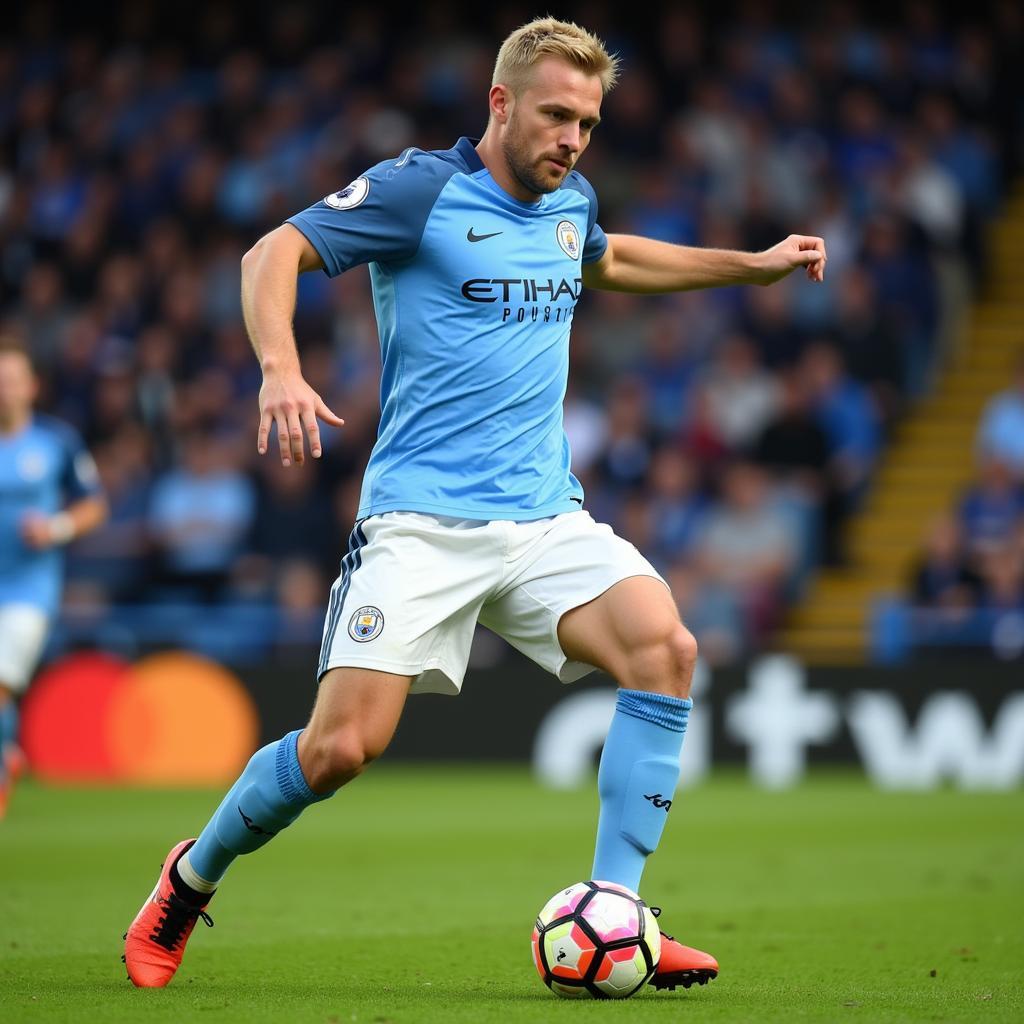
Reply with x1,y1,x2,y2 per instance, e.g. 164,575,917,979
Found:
0,415,101,689
287,138,663,691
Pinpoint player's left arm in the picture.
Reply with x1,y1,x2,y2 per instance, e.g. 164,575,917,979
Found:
21,494,108,549
21,434,109,550
581,233,827,293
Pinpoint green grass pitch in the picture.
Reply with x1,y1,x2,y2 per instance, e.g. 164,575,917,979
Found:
1,767,1021,1023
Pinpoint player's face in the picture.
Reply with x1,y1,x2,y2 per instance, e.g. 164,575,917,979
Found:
0,352,37,427
502,57,603,198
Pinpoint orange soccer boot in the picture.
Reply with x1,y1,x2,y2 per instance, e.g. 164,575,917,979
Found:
648,907,719,991
123,839,214,988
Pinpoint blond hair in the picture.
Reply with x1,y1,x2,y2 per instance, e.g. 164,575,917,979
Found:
492,17,620,96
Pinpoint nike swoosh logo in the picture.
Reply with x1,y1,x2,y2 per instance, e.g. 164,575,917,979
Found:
467,228,503,243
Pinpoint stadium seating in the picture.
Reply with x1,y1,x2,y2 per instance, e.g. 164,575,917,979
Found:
2,4,1019,666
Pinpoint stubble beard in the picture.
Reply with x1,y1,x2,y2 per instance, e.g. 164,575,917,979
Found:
502,114,569,197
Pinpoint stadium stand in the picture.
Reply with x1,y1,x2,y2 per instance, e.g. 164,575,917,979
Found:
1,2,1021,666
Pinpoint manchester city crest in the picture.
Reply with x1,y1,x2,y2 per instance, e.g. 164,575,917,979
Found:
556,220,580,260
17,448,47,481
348,605,384,642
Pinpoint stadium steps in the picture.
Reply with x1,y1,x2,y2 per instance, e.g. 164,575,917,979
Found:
773,186,1024,664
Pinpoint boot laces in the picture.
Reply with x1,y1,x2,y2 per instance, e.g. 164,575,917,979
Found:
149,892,214,951
649,905,674,941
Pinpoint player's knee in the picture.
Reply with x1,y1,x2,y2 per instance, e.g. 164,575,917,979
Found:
652,622,697,697
302,727,385,792
669,623,699,681
625,621,697,698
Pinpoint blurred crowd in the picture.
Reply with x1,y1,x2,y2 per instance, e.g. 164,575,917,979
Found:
895,358,1024,659
1,1,1021,664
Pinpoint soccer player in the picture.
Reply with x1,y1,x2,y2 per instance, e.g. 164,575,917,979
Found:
0,337,107,816
125,18,826,990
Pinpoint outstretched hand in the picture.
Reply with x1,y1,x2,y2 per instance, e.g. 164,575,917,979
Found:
258,369,345,466
21,513,61,549
757,234,827,285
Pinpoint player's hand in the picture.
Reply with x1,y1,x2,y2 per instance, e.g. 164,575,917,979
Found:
20,513,64,549
756,234,827,285
257,368,345,467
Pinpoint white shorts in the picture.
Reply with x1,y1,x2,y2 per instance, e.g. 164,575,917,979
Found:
0,603,50,693
318,510,665,695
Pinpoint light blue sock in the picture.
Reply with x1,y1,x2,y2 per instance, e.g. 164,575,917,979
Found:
186,730,331,884
591,689,691,894
0,699,18,780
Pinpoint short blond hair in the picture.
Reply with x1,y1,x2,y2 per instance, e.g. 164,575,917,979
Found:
492,17,620,96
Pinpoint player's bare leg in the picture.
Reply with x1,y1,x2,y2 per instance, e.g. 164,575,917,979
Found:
124,667,411,987
557,576,718,991
557,575,695,700
297,667,413,793
0,682,18,819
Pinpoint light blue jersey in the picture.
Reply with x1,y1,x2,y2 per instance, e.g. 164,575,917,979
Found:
0,415,101,616
287,137,607,521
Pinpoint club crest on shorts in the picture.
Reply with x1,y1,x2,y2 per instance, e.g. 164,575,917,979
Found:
556,220,580,260
348,606,384,642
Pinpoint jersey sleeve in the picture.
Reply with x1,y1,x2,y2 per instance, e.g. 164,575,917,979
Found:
53,421,102,502
286,150,459,277
564,171,608,265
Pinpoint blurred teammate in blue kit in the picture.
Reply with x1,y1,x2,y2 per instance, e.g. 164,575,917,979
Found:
0,337,107,816
126,17,825,989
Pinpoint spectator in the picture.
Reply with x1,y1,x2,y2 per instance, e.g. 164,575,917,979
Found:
957,456,1024,564
751,366,830,492
273,557,330,652
629,308,702,435
134,325,178,443
832,87,896,204
594,375,658,494
891,130,965,250
909,512,983,610
9,263,70,372
677,385,729,483
243,454,339,593
977,545,1024,612
693,460,799,642
975,352,1024,478
857,211,938,396
751,365,835,567
695,333,780,453
739,275,804,368
644,446,708,569
829,266,905,422
562,379,608,479
799,339,882,510
147,428,256,602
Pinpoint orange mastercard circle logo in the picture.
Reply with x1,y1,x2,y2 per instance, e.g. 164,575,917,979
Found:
21,650,260,784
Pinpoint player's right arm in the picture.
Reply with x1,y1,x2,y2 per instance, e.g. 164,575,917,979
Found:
240,224,345,467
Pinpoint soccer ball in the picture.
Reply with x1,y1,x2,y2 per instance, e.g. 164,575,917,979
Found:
531,880,661,999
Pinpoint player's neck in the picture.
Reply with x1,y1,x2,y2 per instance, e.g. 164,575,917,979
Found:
0,410,30,436
474,134,541,205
